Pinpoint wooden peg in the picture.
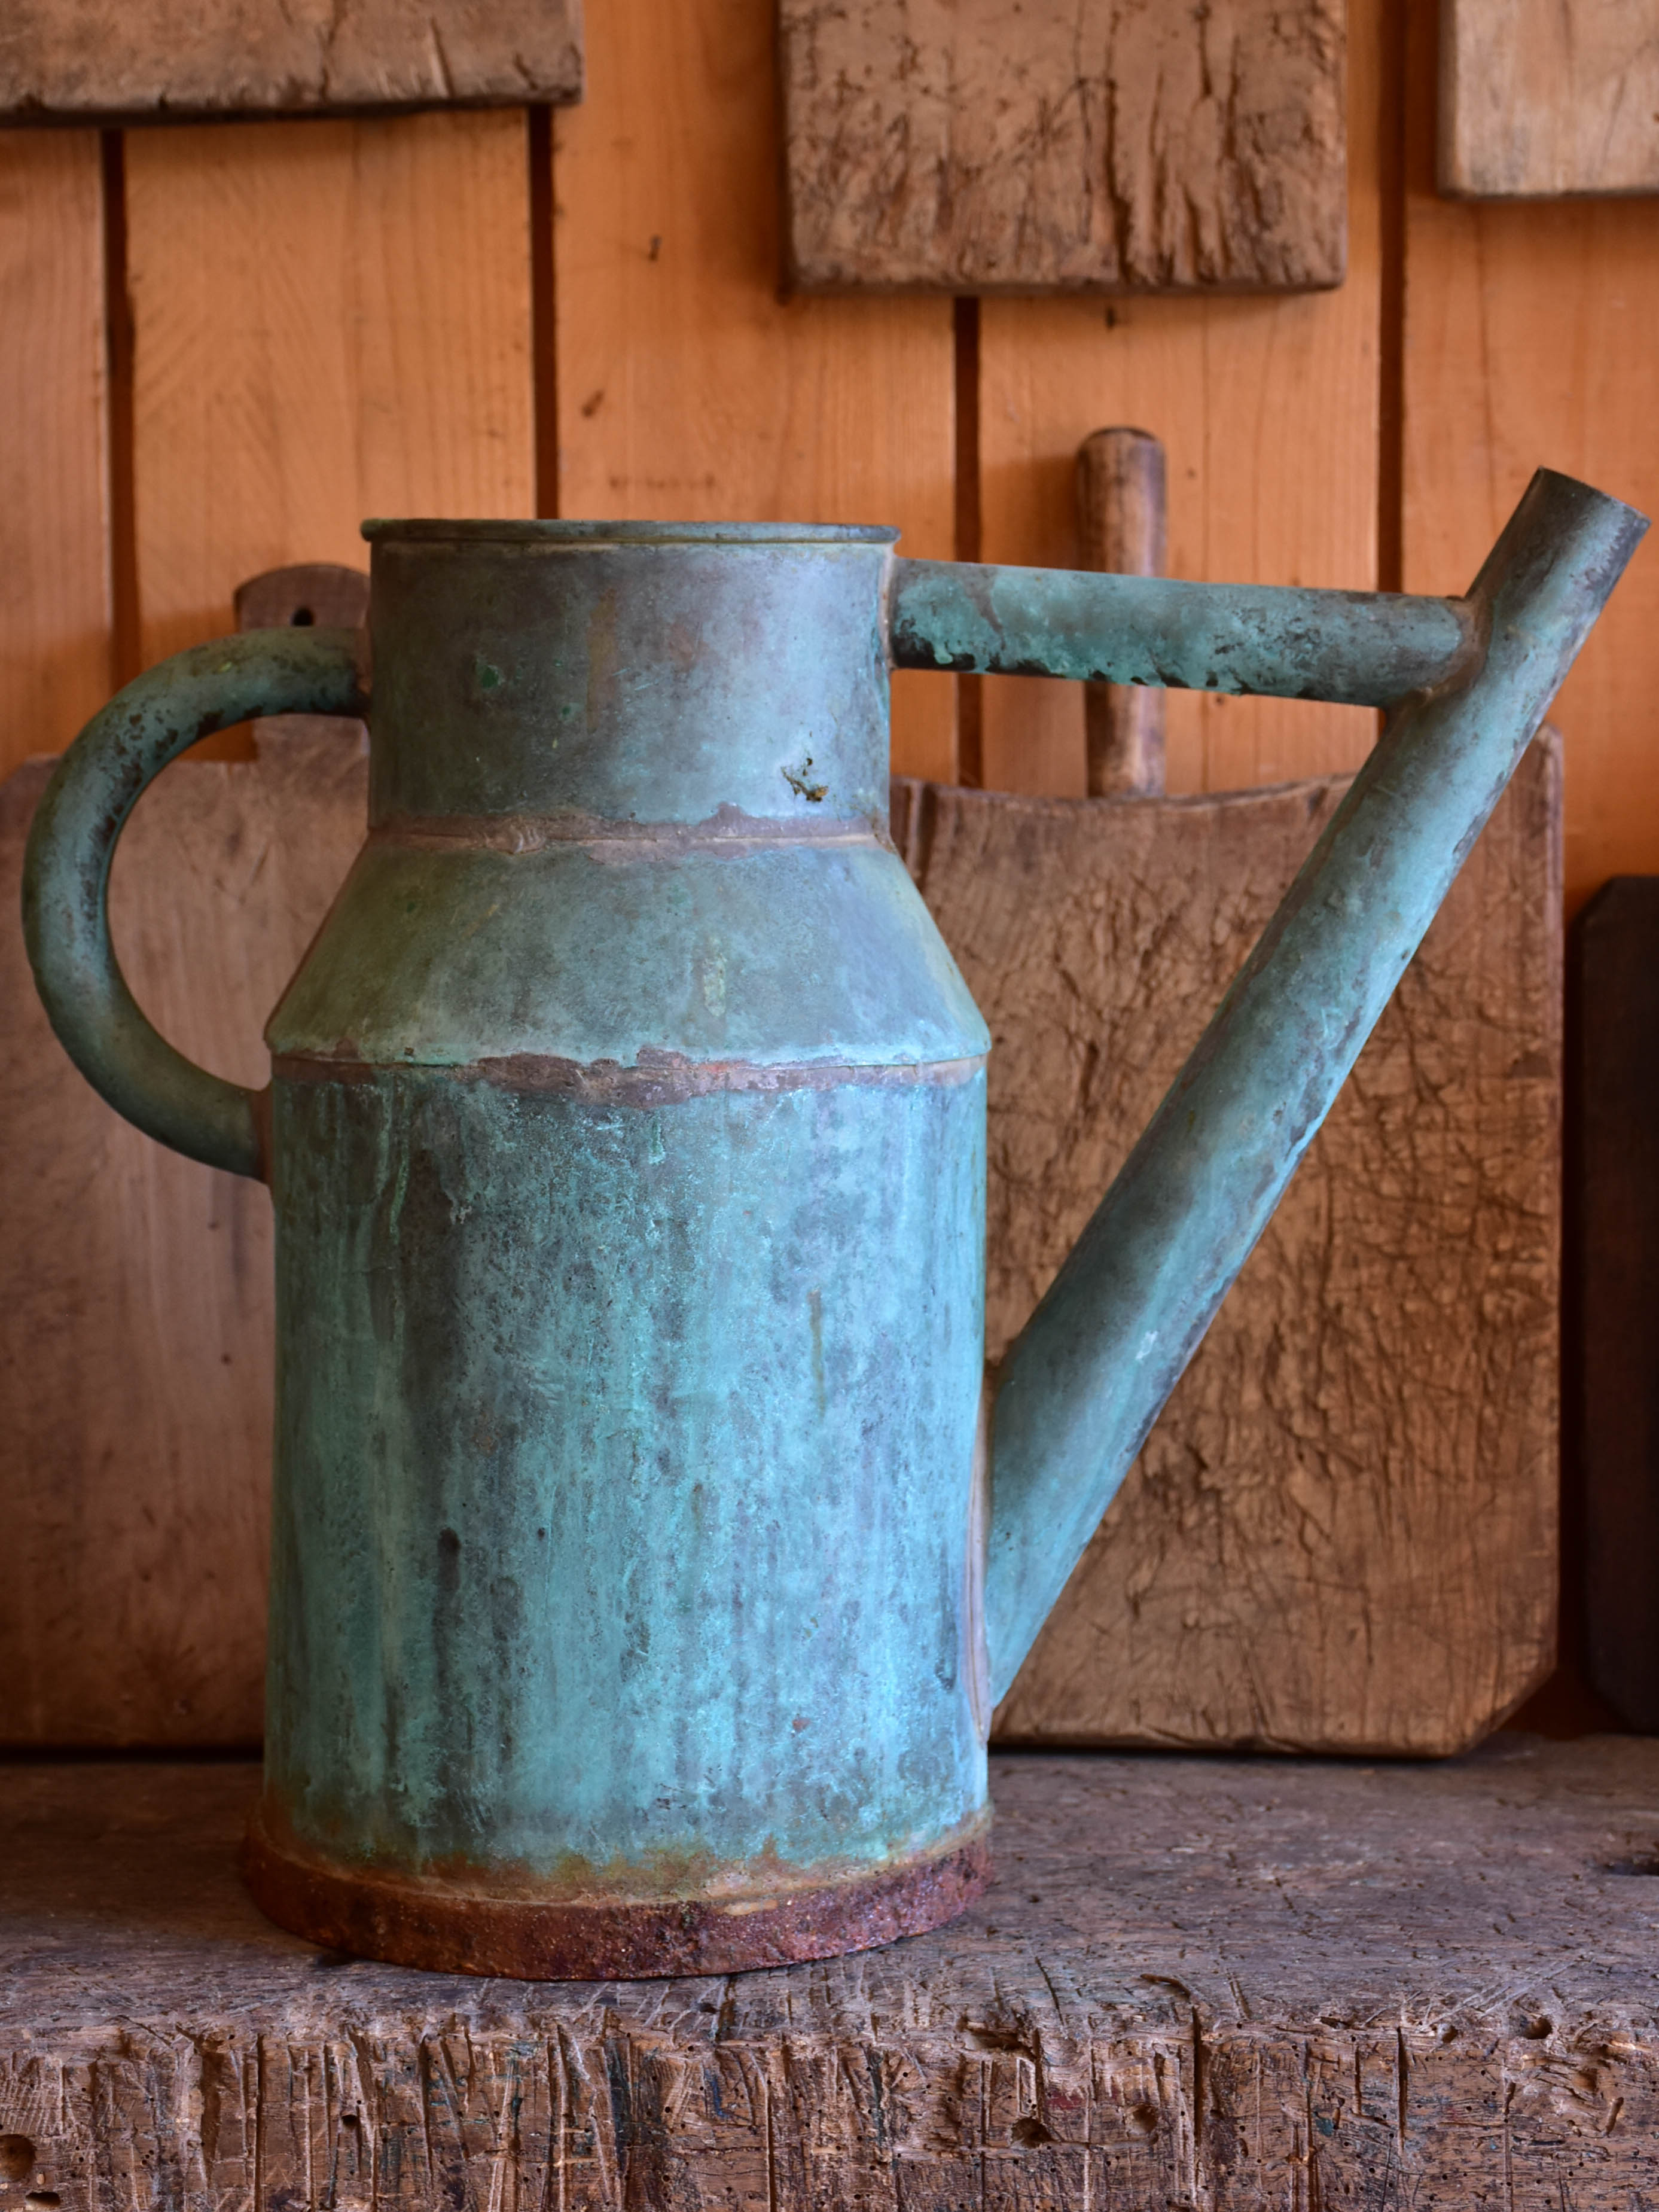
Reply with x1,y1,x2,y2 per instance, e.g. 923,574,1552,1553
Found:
1076,429,1167,797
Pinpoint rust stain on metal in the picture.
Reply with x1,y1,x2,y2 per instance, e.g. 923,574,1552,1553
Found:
243,1806,992,1981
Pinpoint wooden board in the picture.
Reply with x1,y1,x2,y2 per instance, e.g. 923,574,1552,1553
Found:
0,0,581,123
1402,0,1659,918
0,729,367,1746
0,129,110,777
2,726,1556,1749
7,1737,1659,2204
779,0,1348,294
1576,879,1659,1730
896,732,1562,1756
1441,0,1659,198
972,0,1384,799
125,111,535,672
551,0,957,783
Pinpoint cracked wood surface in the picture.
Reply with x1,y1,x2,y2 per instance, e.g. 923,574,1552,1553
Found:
778,0,1347,293
4,1739,1659,2206
0,732,1557,1751
896,732,1562,1755
0,728,366,1744
0,0,583,122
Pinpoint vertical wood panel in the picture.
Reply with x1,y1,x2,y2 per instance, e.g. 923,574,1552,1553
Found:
0,131,109,774
1402,0,1659,918
975,0,1384,799
550,0,957,782
127,111,535,669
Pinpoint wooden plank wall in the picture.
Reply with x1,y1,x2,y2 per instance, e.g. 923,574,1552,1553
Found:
0,0,1654,1729
4,0,1652,886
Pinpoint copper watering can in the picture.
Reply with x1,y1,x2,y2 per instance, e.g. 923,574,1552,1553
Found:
22,473,1645,1979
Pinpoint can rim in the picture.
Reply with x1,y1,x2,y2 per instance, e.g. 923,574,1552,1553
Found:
361,517,901,547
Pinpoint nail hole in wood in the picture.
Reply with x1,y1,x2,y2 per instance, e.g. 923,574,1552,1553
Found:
0,2140,34,2181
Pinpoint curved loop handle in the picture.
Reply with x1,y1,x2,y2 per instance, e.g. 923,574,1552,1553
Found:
22,628,369,1181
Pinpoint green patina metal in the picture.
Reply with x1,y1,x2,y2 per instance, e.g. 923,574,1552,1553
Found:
20,478,1646,1979
269,1064,986,1884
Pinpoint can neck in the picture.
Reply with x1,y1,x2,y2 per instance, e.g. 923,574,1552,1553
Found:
363,529,898,833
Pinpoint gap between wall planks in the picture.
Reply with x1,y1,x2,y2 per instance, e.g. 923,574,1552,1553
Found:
547,0,958,785
1401,0,1659,921
0,131,110,769
975,0,1386,802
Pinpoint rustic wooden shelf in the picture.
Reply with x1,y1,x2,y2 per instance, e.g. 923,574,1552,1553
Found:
4,1741,1659,2205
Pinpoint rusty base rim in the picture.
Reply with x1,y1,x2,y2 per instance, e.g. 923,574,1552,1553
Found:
242,1811,991,1980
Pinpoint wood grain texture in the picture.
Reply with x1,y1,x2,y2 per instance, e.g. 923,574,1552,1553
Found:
0,729,366,1745
0,129,109,776
126,111,533,670
551,0,956,781
974,0,1383,799
895,733,1561,1755
779,0,1347,294
1440,0,1659,199
0,0,581,122
1403,0,1659,918
1576,880,1659,1731
6,1738,1659,2204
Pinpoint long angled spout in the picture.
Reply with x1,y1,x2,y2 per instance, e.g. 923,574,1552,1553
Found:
978,470,1648,1709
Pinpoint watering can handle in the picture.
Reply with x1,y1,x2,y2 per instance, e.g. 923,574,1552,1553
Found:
21,629,370,1182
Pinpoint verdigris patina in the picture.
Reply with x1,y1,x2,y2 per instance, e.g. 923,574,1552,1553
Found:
21,476,1645,1977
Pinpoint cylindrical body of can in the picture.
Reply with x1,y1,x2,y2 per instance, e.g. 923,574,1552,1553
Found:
242,522,993,1976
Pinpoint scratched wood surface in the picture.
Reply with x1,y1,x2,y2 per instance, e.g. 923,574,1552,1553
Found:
0,0,582,123
779,0,1348,293
0,729,365,1745
4,1737,1659,2205
551,0,958,783
1440,0,1659,198
895,731,1562,1756
0,717,1557,1751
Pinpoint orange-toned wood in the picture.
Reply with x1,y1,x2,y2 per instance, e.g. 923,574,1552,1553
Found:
550,0,957,782
974,0,1386,799
1402,0,1659,919
126,112,535,674
0,131,109,775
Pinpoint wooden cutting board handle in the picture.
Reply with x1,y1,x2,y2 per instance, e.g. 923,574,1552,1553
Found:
1076,428,1166,798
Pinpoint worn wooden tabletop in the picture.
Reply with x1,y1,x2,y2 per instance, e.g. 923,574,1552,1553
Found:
4,1741,1658,2207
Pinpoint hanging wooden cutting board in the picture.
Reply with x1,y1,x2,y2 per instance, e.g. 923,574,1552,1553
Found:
1440,0,1659,199
0,0,583,123
895,734,1562,1755
778,0,1347,292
